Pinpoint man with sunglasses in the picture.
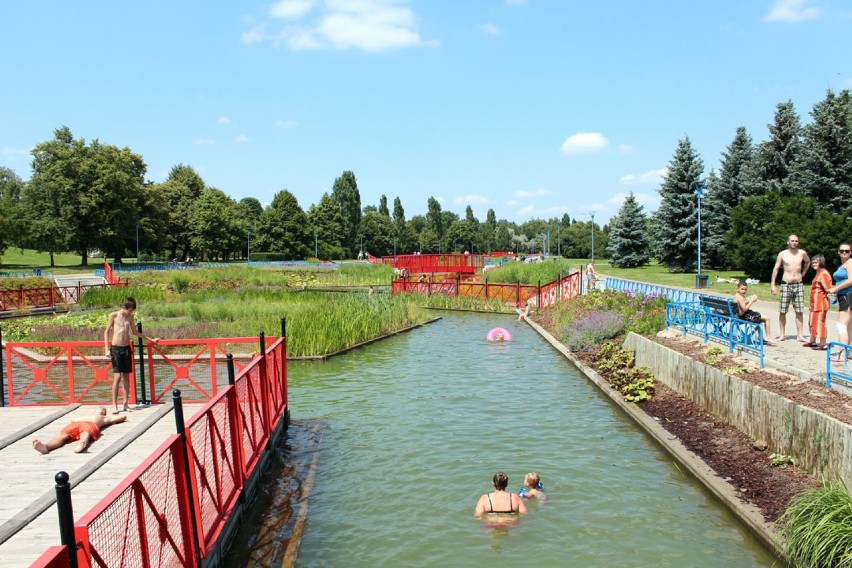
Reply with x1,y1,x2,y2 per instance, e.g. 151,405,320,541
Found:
770,234,811,342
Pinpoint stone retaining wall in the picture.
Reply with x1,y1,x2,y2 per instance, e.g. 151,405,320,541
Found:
624,332,852,488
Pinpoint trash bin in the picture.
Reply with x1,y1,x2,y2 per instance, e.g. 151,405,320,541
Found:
33,268,42,276
695,274,709,289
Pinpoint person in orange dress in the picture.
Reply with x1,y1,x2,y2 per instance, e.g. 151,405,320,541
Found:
32,407,127,454
805,254,833,350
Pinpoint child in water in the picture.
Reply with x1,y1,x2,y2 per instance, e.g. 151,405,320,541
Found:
518,472,546,500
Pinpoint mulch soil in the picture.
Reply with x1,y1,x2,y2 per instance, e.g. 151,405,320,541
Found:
534,310,851,523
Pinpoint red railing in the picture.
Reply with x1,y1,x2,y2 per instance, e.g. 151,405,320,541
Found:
36,336,288,567
368,253,486,274
4,338,271,407
103,261,121,285
0,283,123,311
391,271,582,308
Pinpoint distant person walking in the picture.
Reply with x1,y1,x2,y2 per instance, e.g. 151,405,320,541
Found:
770,234,810,342
104,298,159,414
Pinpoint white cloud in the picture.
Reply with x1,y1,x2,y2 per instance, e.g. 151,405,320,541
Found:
618,167,667,185
513,188,552,197
764,0,821,23
618,144,635,154
270,0,315,20
274,119,299,128
453,194,489,205
217,116,231,124
559,132,609,155
517,204,535,216
505,199,518,206
0,146,30,161
194,138,216,145
235,134,250,143
245,0,437,52
478,23,501,35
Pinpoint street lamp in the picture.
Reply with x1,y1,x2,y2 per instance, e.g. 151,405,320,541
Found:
557,221,561,258
695,182,704,287
135,223,140,265
247,227,251,264
588,211,596,261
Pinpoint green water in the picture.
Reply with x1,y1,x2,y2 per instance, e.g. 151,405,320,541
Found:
286,313,776,567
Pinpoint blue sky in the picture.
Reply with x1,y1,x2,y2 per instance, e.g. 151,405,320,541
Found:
1,0,850,225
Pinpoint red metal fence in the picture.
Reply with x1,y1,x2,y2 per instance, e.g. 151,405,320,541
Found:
33,336,288,567
4,338,268,406
391,271,582,308
368,253,486,274
0,283,122,312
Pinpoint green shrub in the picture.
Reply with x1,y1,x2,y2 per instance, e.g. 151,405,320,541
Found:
782,479,852,568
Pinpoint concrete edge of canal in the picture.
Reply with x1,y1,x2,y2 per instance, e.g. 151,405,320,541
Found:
520,315,785,561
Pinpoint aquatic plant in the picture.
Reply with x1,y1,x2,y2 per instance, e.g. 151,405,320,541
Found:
781,479,852,568
561,310,624,351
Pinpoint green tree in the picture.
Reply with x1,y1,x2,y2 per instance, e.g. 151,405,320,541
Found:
256,190,311,259
652,137,704,272
702,127,758,268
494,221,513,251
480,208,497,253
378,194,389,217
359,210,396,256
0,167,25,257
309,192,347,259
790,89,852,212
160,164,206,260
607,192,649,268
331,170,361,257
754,100,803,196
426,197,443,240
391,196,417,253
29,126,147,265
189,188,240,260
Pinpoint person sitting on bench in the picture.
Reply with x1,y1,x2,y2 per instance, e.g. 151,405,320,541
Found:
733,282,773,343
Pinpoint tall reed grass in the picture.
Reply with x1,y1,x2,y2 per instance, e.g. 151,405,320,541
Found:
485,259,577,285
781,479,852,568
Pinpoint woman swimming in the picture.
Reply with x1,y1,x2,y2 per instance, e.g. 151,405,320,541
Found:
474,472,527,517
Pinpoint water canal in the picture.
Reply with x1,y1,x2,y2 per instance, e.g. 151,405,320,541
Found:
252,312,775,566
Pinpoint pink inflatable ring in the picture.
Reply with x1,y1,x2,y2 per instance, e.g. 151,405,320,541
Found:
487,327,512,341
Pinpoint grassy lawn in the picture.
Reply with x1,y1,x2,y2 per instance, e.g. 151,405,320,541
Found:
0,248,99,274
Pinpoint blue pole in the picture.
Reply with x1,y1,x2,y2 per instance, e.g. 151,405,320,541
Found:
696,183,703,282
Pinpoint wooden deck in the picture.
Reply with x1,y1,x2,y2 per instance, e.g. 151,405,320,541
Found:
0,402,202,567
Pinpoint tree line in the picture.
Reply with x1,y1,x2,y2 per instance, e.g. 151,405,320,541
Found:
607,89,852,280
0,127,607,265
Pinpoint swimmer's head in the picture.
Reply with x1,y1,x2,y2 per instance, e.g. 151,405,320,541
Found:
524,472,540,489
492,471,509,490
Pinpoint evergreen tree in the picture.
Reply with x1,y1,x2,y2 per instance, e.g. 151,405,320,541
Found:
607,192,649,268
754,100,803,196
652,137,704,272
378,194,389,217
702,127,758,267
330,170,361,256
426,197,443,239
790,89,852,212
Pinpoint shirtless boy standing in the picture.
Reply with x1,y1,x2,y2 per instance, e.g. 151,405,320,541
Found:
770,235,811,342
104,297,159,414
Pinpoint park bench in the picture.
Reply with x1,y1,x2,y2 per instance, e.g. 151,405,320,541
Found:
665,294,765,368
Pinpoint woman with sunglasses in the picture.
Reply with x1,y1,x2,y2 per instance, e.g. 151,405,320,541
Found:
828,242,852,361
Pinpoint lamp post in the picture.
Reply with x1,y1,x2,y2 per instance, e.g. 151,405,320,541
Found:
695,182,704,286
588,211,596,261
557,221,561,258
314,230,318,258
135,223,140,265
246,227,251,264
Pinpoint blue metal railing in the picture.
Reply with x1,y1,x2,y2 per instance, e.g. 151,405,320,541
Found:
826,341,851,389
664,299,765,368
605,277,724,304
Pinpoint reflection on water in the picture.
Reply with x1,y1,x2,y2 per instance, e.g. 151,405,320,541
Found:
255,313,776,567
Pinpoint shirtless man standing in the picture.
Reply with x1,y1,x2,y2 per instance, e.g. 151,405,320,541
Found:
770,235,811,342
104,297,159,414
32,407,126,454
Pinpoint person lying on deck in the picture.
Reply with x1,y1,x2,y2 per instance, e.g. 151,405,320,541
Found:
32,407,127,454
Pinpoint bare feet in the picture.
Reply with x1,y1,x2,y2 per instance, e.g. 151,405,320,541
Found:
796,336,808,342
73,441,87,453
32,439,49,454
122,404,133,413
773,336,785,342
